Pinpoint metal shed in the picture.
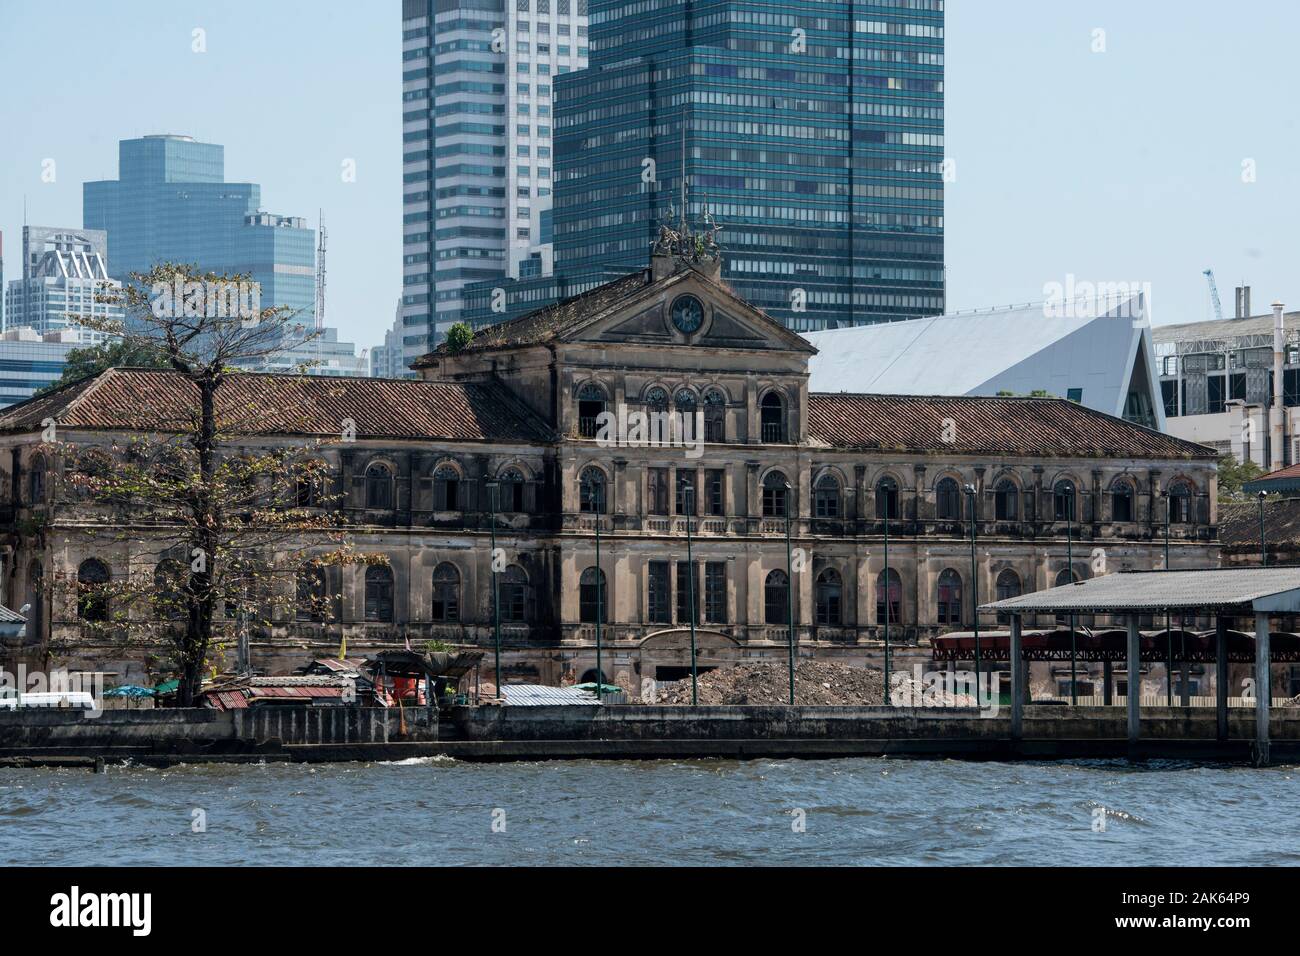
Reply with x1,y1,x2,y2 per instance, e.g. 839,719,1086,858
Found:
983,567,1300,765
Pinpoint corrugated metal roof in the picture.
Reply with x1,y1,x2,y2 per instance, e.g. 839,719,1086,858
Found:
501,684,600,706
982,567,1300,613
807,392,1212,459
0,368,553,443
0,605,26,624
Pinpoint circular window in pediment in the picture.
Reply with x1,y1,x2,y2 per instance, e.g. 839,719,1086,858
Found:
670,294,705,335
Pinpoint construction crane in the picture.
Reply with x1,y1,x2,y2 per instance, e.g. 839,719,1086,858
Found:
1202,268,1224,322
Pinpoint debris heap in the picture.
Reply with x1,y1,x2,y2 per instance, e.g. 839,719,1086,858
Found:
651,660,977,706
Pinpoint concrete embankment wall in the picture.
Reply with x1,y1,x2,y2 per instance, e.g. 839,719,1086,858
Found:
0,706,436,761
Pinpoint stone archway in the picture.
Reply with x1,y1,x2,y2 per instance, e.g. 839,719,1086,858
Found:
638,628,743,682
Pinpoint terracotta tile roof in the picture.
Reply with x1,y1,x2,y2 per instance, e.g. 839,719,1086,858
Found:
0,368,553,443
414,269,653,362
1221,498,1300,553
807,392,1216,460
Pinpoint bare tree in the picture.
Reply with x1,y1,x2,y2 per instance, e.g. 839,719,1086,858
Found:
58,264,384,705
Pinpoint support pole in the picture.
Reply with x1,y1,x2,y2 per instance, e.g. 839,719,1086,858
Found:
1255,610,1271,767
1126,615,1140,748
1103,661,1113,706
1009,613,1023,742
1215,616,1228,743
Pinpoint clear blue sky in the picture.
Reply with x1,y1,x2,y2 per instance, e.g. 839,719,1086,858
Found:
1,0,1297,352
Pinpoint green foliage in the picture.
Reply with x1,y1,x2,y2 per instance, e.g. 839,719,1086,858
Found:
445,322,474,353
36,339,170,396
1217,452,1264,502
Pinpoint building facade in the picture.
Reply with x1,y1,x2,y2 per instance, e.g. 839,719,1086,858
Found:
2,226,122,341
0,329,86,409
400,0,591,367
0,253,1218,690
83,135,316,327
1155,296,1299,468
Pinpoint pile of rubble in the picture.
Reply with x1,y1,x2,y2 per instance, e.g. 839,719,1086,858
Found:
651,660,883,706
650,660,977,706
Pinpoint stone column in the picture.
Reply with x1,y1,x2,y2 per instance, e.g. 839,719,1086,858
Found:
1216,616,1229,743
1127,615,1141,747
1010,613,1024,741
1255,610,1271,767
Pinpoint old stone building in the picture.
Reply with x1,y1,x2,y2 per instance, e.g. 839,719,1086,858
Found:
0,252,1219,692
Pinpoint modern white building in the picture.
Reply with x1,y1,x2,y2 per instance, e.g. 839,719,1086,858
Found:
1154,292,1300,469
805,295,1163,431
400,0,589,368
2,226,121,342
0,328,88,408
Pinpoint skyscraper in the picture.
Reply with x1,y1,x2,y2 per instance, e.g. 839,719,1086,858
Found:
399,0,590,370
2,226,122,341
83,135,316,325
567,0,944,331
473,0,945,331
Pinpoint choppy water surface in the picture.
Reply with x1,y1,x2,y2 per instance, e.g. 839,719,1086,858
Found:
0,757,1296,866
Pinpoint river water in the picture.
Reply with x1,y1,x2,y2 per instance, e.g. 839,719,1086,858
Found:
1,757,1296,866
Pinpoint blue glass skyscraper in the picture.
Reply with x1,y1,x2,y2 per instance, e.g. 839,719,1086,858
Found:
550,0,945,331
83,135,316,325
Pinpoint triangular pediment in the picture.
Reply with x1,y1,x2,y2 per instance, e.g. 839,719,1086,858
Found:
563,262,816,354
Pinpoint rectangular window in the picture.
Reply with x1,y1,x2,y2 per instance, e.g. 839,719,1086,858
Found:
705,469,724,516
675,469,695,515
676,561,699,625
704,562,727,623
647,561,671,624
647,468,669,516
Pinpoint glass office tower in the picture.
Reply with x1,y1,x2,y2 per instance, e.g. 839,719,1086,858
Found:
83,135,315,326
399,0,589,369
549,0,945,331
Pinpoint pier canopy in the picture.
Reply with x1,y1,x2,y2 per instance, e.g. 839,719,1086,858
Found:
980,566,1300,766
981,566,1300,617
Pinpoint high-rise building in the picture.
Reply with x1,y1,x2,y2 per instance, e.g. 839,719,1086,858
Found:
399,0,590,369
83,135,316,326
371,299,413,379
2,226,121,342
471,0,945,331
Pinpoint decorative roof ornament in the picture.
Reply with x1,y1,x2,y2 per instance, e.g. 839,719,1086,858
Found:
651,201,723,264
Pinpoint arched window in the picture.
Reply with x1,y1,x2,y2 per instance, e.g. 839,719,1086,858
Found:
296,563,328,622
875,476,899,520
760,391,786,443
936,569,963,626
814,473,840,519
1053,480,1076,522
762,470,789,518
153,557,187,622
995,569,1022,624
28,453,46,505
365,462,393,510
936,477,961,520
1168,482,1193,524
577,382,608,438
501,565,529,622
579,567,606,623
816,568,843,626
431,563,460,622
644,386,669,413
703,388,726,443
498,467,527,513
994,479,1019,521
365,565,394,622
433,464,461,512
579,466,606,514
764,569,790,625
876,568,902,625
1111,479,1134,522
77,558,110,622
675,389,698,442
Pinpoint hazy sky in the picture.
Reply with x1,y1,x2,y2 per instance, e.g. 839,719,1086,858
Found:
1,0,1296,352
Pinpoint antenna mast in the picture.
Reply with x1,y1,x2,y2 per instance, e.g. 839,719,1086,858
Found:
315,210,327,331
